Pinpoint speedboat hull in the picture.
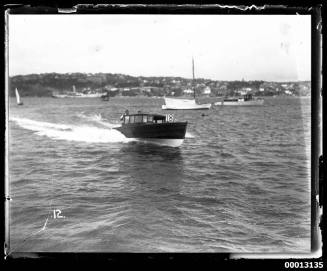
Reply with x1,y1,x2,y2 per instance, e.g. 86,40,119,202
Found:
115,122,187,147
115,122,187,139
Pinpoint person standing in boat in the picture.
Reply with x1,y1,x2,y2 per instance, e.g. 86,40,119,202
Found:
120,110,129,121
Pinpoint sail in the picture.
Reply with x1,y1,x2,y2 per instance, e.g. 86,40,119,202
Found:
15,88,22,104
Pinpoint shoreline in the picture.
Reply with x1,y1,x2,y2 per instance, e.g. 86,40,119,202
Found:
9,94,311,99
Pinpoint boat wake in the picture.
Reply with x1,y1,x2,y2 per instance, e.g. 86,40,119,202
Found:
10,114,194,146
10,117,131,143
77,113,121,129
185,132,195,138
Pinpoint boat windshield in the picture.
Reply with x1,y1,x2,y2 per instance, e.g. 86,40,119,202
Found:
153,115,166,123
134,115,143,123
124,114,167,124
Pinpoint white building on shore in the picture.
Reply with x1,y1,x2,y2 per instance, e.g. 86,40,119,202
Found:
183,89,194,94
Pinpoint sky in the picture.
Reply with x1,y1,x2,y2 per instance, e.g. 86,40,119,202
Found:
8,14,311,81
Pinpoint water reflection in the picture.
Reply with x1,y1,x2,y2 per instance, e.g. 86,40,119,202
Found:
117,142,185,238
121,142,183,160
119,142,184,192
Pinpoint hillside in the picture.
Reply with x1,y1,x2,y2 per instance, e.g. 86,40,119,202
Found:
9,73,311,97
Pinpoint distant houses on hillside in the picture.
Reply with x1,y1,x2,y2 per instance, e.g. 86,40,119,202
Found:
8,72,311,97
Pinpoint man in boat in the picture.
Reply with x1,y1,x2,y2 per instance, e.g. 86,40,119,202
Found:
120,110,129,121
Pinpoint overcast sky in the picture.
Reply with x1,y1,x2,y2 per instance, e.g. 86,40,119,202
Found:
8,14,311,81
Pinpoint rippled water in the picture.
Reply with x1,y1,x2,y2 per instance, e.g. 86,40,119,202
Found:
8,96,311,253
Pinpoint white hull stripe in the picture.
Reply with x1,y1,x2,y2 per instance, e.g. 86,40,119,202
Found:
133,138,184,147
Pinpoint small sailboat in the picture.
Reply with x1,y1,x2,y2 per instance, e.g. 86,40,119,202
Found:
162,58,211,110
15,88,23,105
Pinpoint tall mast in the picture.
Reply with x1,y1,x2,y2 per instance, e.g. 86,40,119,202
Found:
192,57,195,99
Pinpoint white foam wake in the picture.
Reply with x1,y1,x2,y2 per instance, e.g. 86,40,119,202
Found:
185,132,195,138
10,117,130,143
77,113,120,129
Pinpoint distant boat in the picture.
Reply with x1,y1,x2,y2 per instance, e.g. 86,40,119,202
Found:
15,88,23,105
114,110,187,147
52,86,103,98
162,58,211,110
100,91,110,101
76,93,103,98
162,97,211,110
52,92,103,98
52,93,68,98
214,94,264,106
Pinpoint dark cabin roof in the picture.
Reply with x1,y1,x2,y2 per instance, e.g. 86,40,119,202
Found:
125,113,166,119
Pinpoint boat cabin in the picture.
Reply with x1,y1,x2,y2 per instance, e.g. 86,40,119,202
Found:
121,113,172,125
243,94,253,101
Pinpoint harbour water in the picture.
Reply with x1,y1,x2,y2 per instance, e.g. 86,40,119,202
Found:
8,96,311,253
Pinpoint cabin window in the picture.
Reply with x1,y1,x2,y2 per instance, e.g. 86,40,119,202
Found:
147,116,153,123
129,116,134,123
142,116,147,123
124,116,130,124
153,116,165,123
135,115,143,123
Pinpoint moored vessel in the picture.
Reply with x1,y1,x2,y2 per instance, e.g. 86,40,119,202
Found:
52,85,103,98
52,92,103,98
162,97,211,110
162,58,211,110
214,94,264,106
